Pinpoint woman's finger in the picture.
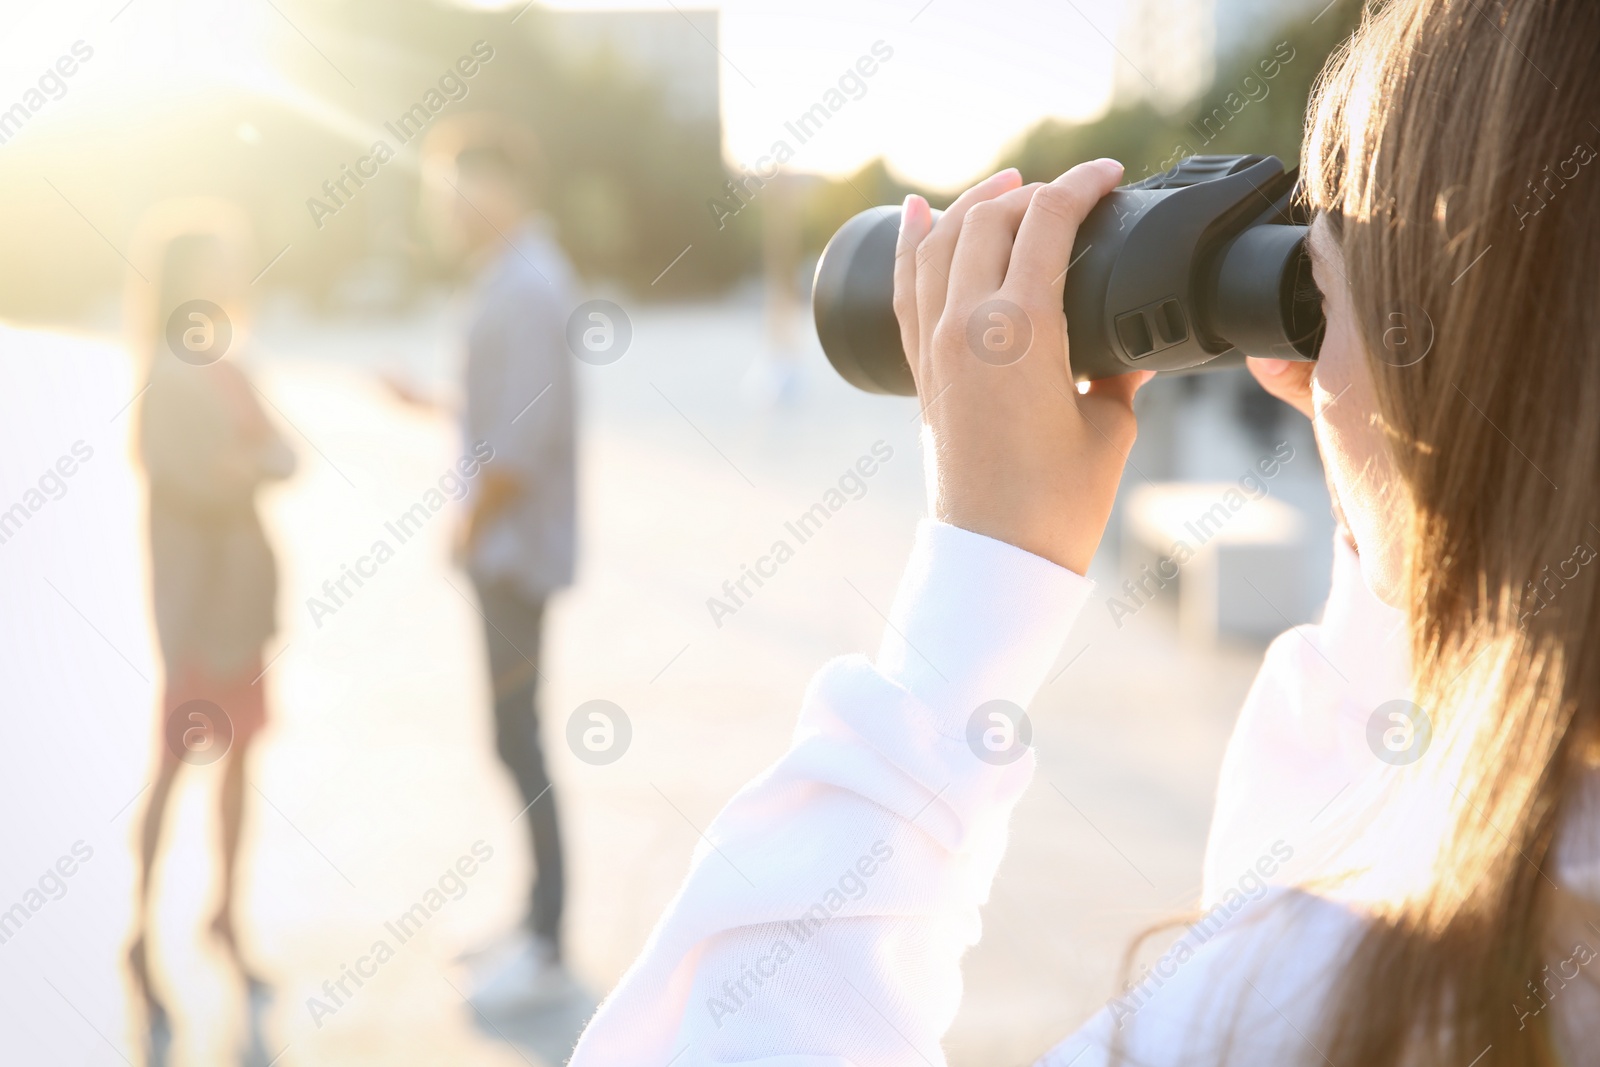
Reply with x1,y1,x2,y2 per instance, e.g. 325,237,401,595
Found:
1005,158,1124,309
915,168,1024,334
893,194,933,386
1246,356,1315,419
946,183,1043,304
1082,369,1156,411
1077,369,1154,455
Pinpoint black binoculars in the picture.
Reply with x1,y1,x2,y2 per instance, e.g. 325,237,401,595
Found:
812,154,1324,394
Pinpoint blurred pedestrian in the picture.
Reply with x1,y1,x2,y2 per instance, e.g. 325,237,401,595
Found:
124,201,293,1067
420,114,579,1013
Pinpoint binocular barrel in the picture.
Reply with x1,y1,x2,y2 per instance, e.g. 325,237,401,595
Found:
813,155,1323,396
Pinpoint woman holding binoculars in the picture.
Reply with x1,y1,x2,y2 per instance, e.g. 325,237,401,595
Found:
573,2,1600,1064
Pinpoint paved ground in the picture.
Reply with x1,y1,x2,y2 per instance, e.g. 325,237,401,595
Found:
0,298,1322,1066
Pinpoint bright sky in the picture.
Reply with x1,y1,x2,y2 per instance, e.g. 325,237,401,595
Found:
0,0,1127,191
518,0,1127,189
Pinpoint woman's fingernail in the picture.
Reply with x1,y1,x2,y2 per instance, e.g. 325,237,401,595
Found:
1095,157,1124,179
901,194,926,231
1252,357,1290,376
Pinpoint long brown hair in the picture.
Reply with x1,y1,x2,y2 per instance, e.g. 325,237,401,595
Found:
1301,1,1600,1062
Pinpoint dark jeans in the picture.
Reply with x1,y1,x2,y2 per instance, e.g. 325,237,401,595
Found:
474,579,564,955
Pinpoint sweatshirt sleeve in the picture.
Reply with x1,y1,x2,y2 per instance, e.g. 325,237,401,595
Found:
568,520,1094,1066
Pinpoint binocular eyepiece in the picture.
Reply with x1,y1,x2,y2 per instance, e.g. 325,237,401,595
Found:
812,154,1324,394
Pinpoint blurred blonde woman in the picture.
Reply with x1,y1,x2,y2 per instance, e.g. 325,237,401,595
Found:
124,200,293,1067
570,2,1600,1065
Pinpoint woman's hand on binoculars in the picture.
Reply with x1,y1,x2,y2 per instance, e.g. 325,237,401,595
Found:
1246,357,1316,419
893,160,1153,576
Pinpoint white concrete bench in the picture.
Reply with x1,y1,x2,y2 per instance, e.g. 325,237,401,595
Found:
1120,482,1313,644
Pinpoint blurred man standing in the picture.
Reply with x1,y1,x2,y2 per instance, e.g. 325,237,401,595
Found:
424,115,577,1011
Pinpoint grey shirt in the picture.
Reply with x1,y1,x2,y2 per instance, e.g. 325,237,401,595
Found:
462,217,578,600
